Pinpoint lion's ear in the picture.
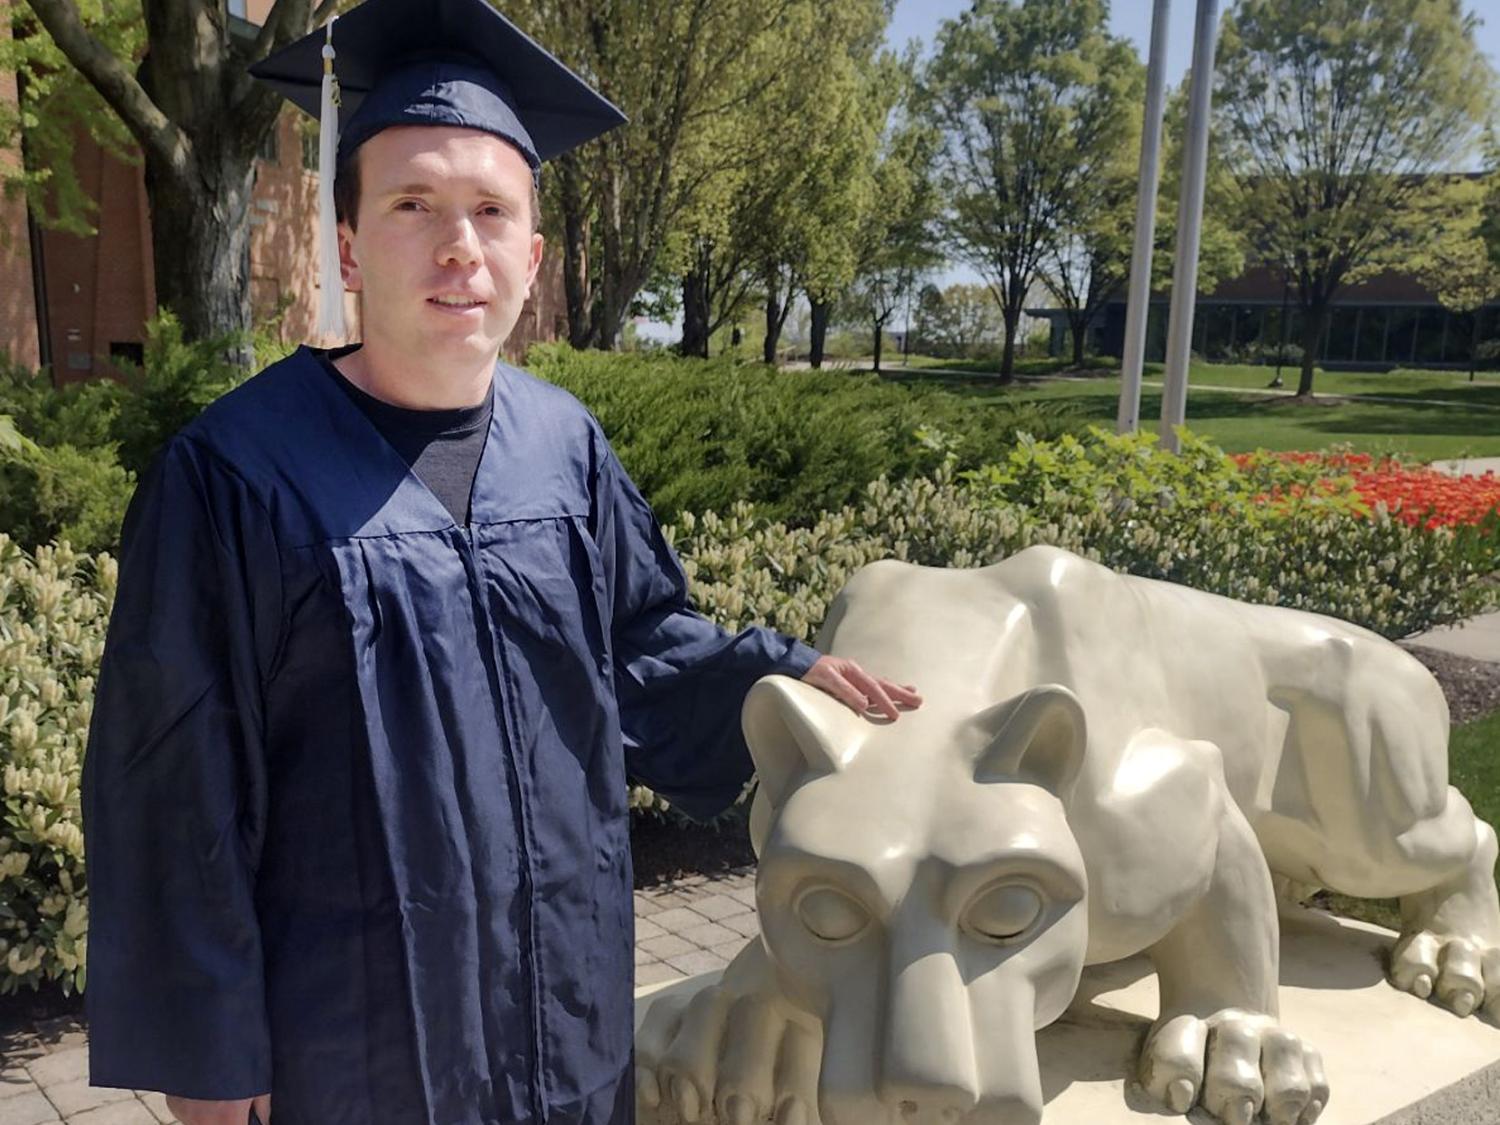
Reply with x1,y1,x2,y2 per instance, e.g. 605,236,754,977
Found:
969,684,1087,798
743,674,867,808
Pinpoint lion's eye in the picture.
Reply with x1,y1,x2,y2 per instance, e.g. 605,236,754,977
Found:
963,883,1044,943
796,886,869,943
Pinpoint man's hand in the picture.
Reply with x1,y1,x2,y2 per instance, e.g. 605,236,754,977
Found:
800,655,921,720
164,1093,271,1125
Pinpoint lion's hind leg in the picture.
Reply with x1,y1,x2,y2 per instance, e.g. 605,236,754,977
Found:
1260,674,1500,1021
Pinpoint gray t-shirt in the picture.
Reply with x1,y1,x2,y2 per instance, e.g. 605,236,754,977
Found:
317,349,493,526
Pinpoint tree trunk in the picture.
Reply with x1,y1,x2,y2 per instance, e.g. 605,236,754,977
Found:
1471,309,1480,382
809,298,831,369
998,306,1020,385
1296,301,1329,397
1069,312,1086,368
763,288,782,366
144,149,255,352
872,318,884,373
680,263,711,359
558,155,594,349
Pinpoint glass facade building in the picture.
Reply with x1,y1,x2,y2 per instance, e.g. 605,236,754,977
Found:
1035,266,1500,371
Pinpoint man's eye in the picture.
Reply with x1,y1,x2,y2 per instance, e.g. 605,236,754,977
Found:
479,205,506,218
395,200,424,211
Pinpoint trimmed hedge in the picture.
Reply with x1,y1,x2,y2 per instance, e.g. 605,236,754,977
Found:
527,343,1085,525
0,404,1495,989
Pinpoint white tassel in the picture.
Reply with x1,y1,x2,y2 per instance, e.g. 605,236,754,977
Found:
317,16,347,341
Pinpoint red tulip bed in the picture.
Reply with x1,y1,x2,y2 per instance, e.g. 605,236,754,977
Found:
1232,451,1500,531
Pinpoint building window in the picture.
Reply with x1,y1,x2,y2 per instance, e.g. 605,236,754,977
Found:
1356,307,1386,363
1414,308,1445,365
258,123,279,165
1324,307,1359,362
302,128,320,172
109,341,144,368
1386,308,1419,364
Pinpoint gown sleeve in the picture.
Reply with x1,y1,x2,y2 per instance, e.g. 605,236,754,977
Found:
82,435,281,1099
590,428,820,820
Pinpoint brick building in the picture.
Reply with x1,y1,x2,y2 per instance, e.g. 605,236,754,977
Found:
0,4,567,384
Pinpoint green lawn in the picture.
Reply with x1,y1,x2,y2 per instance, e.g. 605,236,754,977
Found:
876,359,1500,461
1319,708,1500,931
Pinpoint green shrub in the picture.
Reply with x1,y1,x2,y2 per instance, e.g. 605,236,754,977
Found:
1,422,1495,989
626,428,1498,812
109,312,249,477
0,539,110,994
527,343,1085,524
0,312,253,555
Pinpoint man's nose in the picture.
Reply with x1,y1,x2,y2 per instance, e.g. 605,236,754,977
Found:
879,944,980,1121
436,216,481,266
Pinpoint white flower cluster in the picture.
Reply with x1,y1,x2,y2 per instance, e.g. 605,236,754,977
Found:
1,429,1493,991
0,538,111,995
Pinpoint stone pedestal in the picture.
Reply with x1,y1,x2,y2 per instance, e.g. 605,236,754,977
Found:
635,909,1500,1125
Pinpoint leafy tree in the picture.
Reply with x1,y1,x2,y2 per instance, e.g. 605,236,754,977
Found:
923,0,1138,383
519,0,833,350
912,283,1004,358
1409,162,1500,380
1038,34,1143,367
1214,0,1495,396
841,106,942,374
9,0,346,346
641,0,890,361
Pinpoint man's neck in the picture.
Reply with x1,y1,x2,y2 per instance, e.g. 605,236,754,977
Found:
332,341,496,410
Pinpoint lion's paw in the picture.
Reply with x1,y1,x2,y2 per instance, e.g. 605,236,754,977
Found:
636,969,819,1124
1139,1009,1327,1125
1390,929,1500,1019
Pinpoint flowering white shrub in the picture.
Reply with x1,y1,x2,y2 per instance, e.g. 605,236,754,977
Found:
0,538,112,994
1,429,1494,988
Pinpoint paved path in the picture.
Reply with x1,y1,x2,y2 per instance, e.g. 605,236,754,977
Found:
0,872,758,1124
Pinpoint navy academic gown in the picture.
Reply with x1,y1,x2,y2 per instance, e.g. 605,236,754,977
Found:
81,346,819,1125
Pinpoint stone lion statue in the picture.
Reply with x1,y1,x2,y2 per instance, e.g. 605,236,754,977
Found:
637,546,1500,1125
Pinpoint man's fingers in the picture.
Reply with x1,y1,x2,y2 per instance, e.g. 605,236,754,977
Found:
828,675,870,715
882,679,923,708
846,665,899,720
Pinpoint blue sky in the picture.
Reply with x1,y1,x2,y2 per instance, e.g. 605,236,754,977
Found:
886,0,1500,88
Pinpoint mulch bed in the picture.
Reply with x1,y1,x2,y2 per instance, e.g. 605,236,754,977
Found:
630,809,755,889
1400,643,1500,725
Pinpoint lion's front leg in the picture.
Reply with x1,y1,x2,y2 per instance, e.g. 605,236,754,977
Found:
1139,794,1328,1125
637,937,822,1124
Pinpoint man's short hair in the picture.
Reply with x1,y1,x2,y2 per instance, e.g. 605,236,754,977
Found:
334,146,542,236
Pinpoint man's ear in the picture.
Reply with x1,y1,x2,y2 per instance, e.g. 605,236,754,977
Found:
338,220,362,292
525,232,544,297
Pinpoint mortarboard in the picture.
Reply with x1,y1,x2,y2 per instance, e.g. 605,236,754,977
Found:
248,0,626,340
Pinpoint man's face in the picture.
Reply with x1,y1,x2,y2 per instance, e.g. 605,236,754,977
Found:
337,125,544,368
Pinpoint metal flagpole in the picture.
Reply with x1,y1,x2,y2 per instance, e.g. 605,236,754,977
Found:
1117,0,1171,434
1158,0,1220,453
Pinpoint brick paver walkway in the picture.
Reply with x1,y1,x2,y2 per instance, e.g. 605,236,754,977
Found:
0,870,756,1124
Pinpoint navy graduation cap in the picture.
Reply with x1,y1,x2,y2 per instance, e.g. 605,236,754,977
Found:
249,0,626,339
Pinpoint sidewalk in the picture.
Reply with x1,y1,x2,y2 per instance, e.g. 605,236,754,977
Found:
0,872,758,1125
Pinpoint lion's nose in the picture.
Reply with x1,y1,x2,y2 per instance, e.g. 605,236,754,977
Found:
879,948,981,1118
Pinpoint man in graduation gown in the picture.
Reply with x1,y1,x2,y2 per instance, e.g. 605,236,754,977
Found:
79,2,920,1123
